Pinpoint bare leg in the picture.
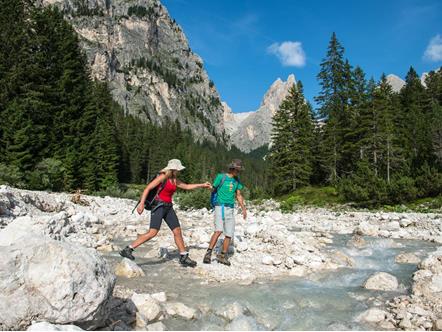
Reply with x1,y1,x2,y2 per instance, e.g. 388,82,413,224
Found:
222,236,231,253
130,229,158,249
172,227,186,253
208,231,223,249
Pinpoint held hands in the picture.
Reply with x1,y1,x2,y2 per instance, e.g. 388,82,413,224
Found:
202,182,212,190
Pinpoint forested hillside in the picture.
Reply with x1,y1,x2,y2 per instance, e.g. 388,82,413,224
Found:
0,1,268,197
269,33,442,206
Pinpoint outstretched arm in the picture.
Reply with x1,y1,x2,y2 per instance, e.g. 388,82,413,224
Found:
236,190,247,220
176,179,212,190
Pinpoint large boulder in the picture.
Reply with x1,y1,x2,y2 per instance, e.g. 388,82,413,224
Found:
0,234,115,330
363,272,399,291
27,322,84,331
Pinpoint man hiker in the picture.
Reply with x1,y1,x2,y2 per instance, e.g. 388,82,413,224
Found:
203,159,247,266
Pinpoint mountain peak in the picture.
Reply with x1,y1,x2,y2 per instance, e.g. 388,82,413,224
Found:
260,74,296,114
386,74,405,93
228,74,296,152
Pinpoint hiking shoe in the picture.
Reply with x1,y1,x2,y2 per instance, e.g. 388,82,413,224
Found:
119,246,135,260
180,254,197,268
203,249,212,264
217,252,231,266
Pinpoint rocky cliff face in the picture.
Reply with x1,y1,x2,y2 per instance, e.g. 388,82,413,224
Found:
226,74,296,152
40,0,226,143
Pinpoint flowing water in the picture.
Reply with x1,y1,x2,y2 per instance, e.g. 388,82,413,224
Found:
106,235,437,330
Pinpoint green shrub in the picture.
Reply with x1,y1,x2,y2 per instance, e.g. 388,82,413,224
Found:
415,163,442,197
337,162,389,206
280,195,303,212
387,176,418,204
0,163,24,187
27,158,66,191
176,189,211,210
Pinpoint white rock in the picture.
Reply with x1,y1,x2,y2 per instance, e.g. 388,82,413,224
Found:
131,293,161,324
355,222,378,236
383,221,400,231
164,302,196,320
146,321,166,331
261,255,274,265
27,322,84,331
71,213,87,224
0,234,115,330
399,218,414,227
151,292,167,303
245,224,260,236
0,216,42,246
408,305,430,316
363,272,399,291
429,275,442,292
217,302,245,321
236,241,248,252
433,319,442,331
395,253,421,264
356,308,388,323
115,258,145,278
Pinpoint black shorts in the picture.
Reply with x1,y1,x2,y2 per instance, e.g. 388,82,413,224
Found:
149,205,180,231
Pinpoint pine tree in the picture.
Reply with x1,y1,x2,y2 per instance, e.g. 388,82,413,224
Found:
400,67,430,171
422,68,442,167
269,81,315,194
315,32,349,182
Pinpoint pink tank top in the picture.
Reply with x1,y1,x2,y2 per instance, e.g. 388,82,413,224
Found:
157,179,177,203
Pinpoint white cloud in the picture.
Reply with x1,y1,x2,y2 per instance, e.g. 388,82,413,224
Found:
267,41,306,67
424,34,442,62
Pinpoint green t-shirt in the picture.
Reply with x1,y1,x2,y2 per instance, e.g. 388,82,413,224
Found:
213,173,244,206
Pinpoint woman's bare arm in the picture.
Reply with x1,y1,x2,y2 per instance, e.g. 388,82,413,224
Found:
176,179,211,190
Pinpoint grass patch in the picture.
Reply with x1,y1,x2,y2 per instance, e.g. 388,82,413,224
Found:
278,186,344,212
380,195,442,213
91,183,144,201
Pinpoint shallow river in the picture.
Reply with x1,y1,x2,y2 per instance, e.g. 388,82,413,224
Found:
106,235,437,330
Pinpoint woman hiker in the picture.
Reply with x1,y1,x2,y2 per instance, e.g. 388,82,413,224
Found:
119,159,212,267
203,159,247,266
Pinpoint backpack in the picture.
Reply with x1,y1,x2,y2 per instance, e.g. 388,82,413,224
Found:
210,174,226,209
210,174,241,209
144,174,167,210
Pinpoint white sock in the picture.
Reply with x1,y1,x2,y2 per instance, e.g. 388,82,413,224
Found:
180,251,188,256
128,245,134,250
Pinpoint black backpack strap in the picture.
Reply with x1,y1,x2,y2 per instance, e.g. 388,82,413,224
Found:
154,176,167,199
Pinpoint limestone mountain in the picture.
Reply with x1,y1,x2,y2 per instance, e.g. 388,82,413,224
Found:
386,74,405,93
226,74,296,152
40,0,226,143
386,71,433,92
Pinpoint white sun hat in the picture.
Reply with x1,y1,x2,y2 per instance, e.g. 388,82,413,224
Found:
161,159,186,172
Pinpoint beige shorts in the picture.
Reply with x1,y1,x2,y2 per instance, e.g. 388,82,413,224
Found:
214,205,235,238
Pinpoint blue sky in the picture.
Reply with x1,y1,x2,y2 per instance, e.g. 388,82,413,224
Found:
163,0,442,114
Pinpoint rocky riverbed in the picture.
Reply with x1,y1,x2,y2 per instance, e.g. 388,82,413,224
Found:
0,185,441,330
